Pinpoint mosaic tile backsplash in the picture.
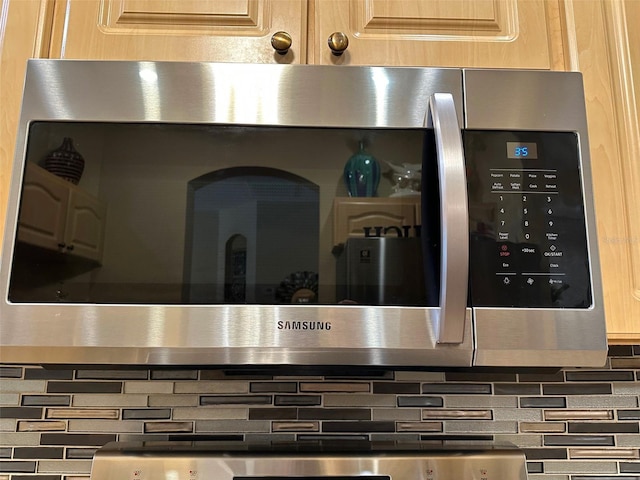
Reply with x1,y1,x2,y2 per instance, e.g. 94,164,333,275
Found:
1,346,639,480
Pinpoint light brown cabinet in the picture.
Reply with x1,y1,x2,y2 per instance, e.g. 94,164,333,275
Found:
46,0,565,69
0,0,638,342
312,0,565,68
18,163,106,263
48,0,308,63
567,0,640,344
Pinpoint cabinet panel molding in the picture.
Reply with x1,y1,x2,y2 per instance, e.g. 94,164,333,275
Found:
314,0,555,68
101,0,264,31
49,0,306,63
603,0,640,305
603,0,640,341
356,0,513,38
566,0,640,342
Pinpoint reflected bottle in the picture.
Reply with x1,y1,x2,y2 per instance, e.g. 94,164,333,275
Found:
343,141,380,197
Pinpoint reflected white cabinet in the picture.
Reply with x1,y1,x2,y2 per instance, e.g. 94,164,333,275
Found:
17,162,106,263
333,197,421,246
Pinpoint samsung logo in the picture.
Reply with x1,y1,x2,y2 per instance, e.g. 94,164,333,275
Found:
277,321,332,331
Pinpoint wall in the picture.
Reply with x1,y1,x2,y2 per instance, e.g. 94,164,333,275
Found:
0,346,639,480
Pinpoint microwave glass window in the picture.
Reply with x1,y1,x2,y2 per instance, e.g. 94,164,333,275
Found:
8,122,439,307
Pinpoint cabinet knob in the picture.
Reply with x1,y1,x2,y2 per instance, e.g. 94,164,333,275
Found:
328,32,349,56
271,31,292,55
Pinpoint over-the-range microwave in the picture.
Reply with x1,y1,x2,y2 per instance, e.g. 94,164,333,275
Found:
0,60,607,368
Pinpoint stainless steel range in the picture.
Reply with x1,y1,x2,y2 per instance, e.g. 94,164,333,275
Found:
90,442,527,480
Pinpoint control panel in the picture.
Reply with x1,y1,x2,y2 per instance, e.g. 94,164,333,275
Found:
465,130,592,308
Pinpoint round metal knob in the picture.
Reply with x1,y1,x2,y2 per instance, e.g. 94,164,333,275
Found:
327,32,349,56
271,31,292,55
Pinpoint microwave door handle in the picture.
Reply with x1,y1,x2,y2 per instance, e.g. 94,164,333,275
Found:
427,93,469,344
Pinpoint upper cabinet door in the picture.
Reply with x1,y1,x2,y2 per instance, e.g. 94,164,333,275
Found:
312,0,564,68
17,163,70,252
49,0,307,63
65,188,107,264
568,0,640,344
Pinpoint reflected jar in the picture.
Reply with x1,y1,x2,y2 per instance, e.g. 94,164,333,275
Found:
44,137,85,185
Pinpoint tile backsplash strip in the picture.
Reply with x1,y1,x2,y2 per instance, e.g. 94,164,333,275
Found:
1,345,639,480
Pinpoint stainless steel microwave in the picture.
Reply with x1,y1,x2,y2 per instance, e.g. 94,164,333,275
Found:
0,60,607,368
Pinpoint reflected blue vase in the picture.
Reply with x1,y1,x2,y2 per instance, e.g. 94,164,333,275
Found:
343,141,380,197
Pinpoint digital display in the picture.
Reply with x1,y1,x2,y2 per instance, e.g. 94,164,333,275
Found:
507,142,538,159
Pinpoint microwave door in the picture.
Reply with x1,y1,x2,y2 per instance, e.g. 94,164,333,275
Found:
425,93,469,345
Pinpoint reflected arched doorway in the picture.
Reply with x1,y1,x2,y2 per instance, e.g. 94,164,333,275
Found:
224,234,247,303
183,167,319,304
